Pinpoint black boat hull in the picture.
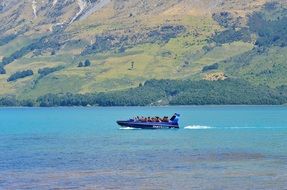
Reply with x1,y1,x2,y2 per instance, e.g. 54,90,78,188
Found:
117,120,179,129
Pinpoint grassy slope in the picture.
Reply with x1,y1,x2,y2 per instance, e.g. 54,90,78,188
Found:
224,46,287,87
13,13,225,98
1,0,287,99
221,2,287,87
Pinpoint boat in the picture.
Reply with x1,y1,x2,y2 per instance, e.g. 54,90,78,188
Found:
117,113,180,129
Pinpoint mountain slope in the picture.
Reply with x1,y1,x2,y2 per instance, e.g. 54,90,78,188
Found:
0,0,286,99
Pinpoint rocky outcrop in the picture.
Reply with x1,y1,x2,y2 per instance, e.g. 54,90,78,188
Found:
0,0,109,35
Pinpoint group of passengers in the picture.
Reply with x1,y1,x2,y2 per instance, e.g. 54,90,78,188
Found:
134,116,169,122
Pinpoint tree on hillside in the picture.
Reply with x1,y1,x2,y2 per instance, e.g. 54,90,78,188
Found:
84,59,91,67
78,61,84,67
51,50,56,55
0,66,6,74
78,59,91,67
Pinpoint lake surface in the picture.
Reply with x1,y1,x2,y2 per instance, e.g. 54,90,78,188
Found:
0,106,287,190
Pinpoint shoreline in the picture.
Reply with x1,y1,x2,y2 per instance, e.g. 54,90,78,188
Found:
0,104,286,109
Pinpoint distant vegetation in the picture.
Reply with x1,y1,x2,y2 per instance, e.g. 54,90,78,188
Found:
0,65,5,74
212,11,241,29
248,2,287,47
7,70,33,82
212,28,251,44
0,34,62,67
0,96,18,107
0,34,17,46
38,66,64,78
202,63,219,72
82,25,186,55
218,2,287,87
78,60,91,67
0,79,286,107
211,2,287,47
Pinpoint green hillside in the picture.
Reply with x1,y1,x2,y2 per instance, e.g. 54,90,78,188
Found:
0,0,287,102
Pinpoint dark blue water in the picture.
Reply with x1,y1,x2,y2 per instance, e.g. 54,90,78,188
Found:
0,106,287,189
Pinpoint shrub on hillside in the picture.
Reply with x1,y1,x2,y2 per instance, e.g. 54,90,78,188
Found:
38,66,63,78
202,63,219,72
248,3,287,47
78,59,91,67
7,70,34,82
0,66,6,74
84,59,91,67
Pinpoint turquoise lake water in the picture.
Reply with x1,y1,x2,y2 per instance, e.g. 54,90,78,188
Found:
0,106,287,189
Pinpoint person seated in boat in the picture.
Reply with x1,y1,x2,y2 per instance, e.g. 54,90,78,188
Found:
162,116,169,122
139,116,145,122
147,117,151,122
155,117,160,122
